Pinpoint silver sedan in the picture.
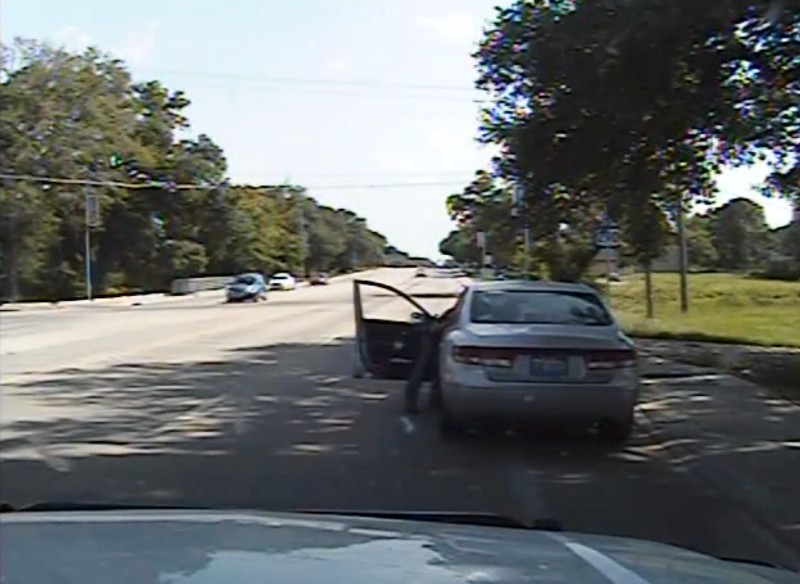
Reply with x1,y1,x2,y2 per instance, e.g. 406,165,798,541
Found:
436,280,640,441
353,279,640,443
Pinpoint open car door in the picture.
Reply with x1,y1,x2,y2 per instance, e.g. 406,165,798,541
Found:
353,279,436,380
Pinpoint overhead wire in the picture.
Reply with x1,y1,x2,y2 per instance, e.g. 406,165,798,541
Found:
132,68,488,104
0,172,467,191
136,69,477,93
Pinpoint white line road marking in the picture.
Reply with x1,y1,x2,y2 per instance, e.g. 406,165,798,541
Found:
547,533,653,584
400,416,415,434
25,433,71,473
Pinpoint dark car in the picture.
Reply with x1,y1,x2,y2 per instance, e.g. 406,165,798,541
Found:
225,273,267,303
310,272,329,285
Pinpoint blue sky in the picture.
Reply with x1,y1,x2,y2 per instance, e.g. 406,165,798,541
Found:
2,0,793,257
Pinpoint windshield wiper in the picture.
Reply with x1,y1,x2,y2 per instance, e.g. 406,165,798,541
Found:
296,509,563,531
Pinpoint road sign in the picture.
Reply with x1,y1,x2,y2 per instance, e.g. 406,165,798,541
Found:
595,228,621,249
86,193,100,227
512,184,524,206
476,231,486,248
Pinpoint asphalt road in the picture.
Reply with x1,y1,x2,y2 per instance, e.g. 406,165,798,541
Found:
0,267,796,569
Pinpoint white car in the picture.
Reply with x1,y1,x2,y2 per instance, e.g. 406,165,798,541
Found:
268,272,297,291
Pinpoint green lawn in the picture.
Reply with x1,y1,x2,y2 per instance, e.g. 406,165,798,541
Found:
608,273,800,348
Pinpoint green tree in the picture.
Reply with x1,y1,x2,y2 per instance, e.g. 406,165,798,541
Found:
470,0,798,279
685,214,719,270
709,197,771,270
439,229,479,265
0,38,398,299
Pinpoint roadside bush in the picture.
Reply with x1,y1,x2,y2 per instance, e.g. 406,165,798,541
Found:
750,259,800,282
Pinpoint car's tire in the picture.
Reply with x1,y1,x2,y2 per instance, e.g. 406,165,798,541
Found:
598,416,633,444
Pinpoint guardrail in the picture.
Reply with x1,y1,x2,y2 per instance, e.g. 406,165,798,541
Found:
170,276,233,295
169,271,360,295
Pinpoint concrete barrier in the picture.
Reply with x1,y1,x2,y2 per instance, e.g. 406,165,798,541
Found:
170,276,233,295
0,268,401,311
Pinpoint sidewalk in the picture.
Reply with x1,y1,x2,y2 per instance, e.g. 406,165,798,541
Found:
0,290,222,312
636,346,800,563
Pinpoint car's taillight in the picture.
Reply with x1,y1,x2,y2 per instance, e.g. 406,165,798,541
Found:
586,349,637,370
452,346,515,368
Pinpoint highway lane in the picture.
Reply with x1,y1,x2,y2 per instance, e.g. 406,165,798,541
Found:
1,267,797,570
0,268,403,379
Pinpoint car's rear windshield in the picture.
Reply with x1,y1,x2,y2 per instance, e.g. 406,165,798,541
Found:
469,289,612,326
234,275,257,285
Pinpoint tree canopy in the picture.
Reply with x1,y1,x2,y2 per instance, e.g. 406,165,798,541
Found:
0,39,400,300
440,0,799,279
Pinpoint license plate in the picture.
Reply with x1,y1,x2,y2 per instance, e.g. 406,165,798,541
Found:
530,357,567,378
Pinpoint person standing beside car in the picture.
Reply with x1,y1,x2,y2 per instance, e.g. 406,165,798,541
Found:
403,289,465,415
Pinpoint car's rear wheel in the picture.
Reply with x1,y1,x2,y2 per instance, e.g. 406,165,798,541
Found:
598,416,633,444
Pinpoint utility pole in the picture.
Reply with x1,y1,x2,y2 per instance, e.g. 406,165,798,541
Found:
476,230,487,278
513,183,532,278
676,191,689,314
84,191,100,301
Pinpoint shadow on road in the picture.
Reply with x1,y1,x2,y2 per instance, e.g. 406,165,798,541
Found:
2,337,797,569
1,338,636,509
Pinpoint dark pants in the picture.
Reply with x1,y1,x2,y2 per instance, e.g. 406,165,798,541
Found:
404,328,443,414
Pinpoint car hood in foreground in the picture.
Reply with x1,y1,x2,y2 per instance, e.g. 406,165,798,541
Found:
1,510,797,584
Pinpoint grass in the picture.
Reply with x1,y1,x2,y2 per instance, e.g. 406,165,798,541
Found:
608,272,800,348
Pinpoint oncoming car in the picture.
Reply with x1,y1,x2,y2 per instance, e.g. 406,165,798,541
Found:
226,273,267,303
268,272,297,291
353,279,640,442
309,272,329,285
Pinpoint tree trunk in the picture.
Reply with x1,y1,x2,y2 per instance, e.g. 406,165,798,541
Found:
644,260,654,319
677,195,689,313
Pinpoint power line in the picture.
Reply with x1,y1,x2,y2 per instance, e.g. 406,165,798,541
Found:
261,171,472,179
132,69,487,103
137,69,477,93
182,82,487,103
0,173,215,191
288,180,465,190
0,173,466,191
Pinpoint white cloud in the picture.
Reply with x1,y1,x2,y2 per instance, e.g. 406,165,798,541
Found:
323,56,354,79
52,26,93,52
111,21,162,67
415,12,479,43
